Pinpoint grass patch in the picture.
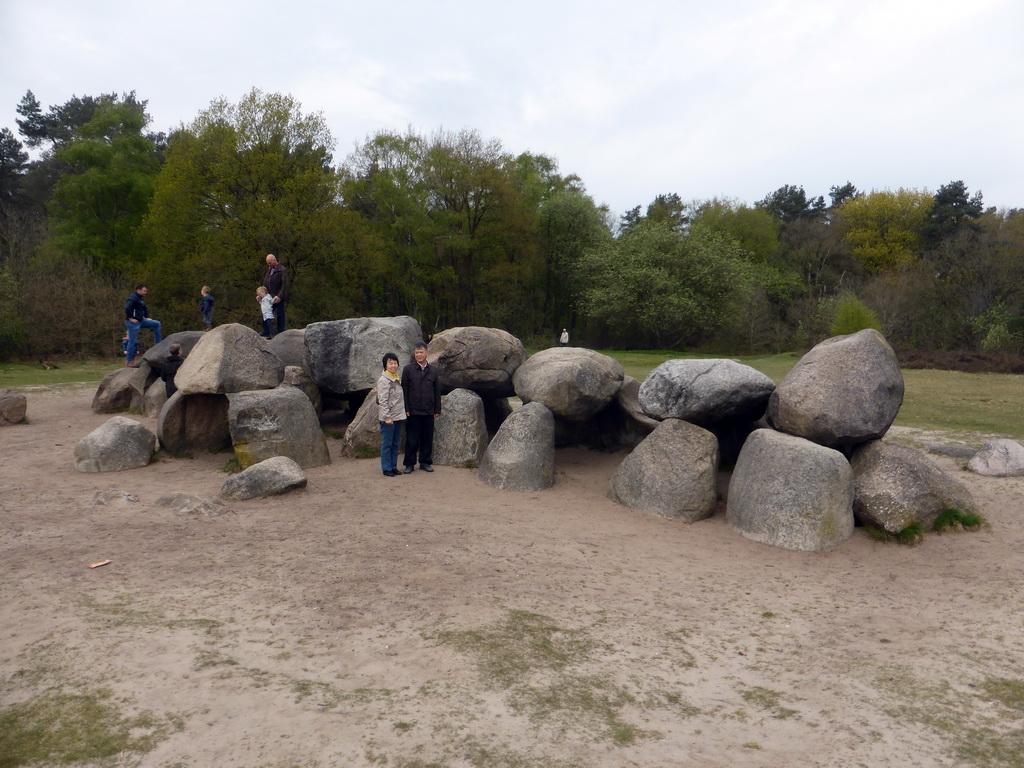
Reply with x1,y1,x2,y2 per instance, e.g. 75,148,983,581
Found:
322,428,345,440
863,522,925,546
0,358,114,389
220,456,241,473
432,609,656,744
0,688,180,767
740,686,799,719
354,447,380,459
933,507,987,533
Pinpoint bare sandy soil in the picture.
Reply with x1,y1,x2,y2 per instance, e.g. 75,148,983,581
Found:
2,387,1023,768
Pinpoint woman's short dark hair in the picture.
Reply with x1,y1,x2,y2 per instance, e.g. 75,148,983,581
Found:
382,352,399,367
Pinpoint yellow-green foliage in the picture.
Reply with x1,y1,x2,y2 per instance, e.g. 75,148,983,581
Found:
830,295,882,336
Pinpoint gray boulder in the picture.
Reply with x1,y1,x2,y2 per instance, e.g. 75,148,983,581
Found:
175,324,284,395
609,419,719,521
639,359,775,425
142,378,168,417
220,456,308,500
605,376,660,448
727,428,854,551
968,439,1024,477
0,388,27,425
127,360,156,398
281,365,322,416
268,329,307,369
478,402,555,491
305,316,423,396
852,440,978,532
143,331,204,371
512,347,624,422
91,368,136,413
766,329,904,448
74,416,156,473
228,387,330,470
433,388,489,467
156,392,232,454
339,387,391,459
427,326,527,397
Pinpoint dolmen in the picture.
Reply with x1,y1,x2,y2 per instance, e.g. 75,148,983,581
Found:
614,328,977,552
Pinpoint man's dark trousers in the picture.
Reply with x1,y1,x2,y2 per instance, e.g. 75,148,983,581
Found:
272,301,286,334
404,415,434,468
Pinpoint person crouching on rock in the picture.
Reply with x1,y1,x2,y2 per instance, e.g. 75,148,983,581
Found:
162,343,185,398
377,352,406,477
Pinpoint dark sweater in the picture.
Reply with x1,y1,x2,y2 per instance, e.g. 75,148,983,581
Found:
162,354,184,398
125,291,148,321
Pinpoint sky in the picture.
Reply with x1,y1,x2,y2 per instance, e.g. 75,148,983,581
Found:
1,0,1021,216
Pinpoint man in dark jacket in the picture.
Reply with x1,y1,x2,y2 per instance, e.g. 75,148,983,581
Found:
401,342,441,473
124,284,162,367
262,253,288,334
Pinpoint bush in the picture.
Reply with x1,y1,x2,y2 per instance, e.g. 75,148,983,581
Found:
830,295,882,336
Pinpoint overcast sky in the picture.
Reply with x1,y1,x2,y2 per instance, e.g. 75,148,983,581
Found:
1,0,1021,215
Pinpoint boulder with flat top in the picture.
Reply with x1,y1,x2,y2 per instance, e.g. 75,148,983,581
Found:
305,316,423,396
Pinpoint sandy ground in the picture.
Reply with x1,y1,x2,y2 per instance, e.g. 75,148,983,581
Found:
2,386,1023,768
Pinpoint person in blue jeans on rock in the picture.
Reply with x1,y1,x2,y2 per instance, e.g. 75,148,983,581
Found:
124,284,162,367
376,352,407,477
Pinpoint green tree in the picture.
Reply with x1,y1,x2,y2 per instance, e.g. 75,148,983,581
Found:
756,184,825,224
575,220,755,349
830,295,882,336
47,101,161,277
144,88,376,330
923,180,983,244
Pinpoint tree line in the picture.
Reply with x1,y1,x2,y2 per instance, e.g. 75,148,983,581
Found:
1,87,1021,360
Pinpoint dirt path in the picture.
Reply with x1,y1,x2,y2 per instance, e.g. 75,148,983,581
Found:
1,389,1023,767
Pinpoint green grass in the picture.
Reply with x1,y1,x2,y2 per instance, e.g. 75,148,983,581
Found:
933,507,987,533
0,359,115,388
0,688,180,767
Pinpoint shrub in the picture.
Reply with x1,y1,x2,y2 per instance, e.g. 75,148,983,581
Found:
830,295,882,336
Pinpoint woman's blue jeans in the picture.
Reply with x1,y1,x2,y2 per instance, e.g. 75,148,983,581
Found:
380,421,401,473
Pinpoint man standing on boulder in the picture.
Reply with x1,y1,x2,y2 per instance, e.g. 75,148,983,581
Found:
124,284,162,368
401,342,441,473
262,253,288,334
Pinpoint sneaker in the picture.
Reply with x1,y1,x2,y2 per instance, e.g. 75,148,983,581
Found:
420,464,433,472
126,362,139,368
402,466,414,474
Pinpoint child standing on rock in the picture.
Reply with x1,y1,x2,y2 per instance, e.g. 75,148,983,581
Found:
256,286,275,339
200,286,214,331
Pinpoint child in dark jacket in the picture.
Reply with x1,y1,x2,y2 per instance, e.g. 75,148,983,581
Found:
161,343,185,398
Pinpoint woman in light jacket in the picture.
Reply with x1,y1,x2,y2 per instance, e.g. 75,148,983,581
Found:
376,352,407,477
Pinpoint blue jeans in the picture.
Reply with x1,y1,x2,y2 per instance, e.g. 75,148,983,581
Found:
380,421,401,473
125,318,162,364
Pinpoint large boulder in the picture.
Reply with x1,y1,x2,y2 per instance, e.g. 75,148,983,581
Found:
766,329,904,448
851,440,979,533
339,387,389,459
968,439,1024,477
142,378,168,417
305,316,423,396
228,387,330,470
727,428,854,551
142,331,205,371
220,456,308,500
609,419,718,521
281,365,322,416
433,388,489,467
175,324,284,395
156,392,232,454
478,402,555,491
512,347,624,422
427,327,527,397
74,416,156,473
0,389,27,425
91,368,136,413
639,359,775,425
268,329,307,369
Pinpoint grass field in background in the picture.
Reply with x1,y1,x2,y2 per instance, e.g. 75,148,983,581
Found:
2,350,1021,441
